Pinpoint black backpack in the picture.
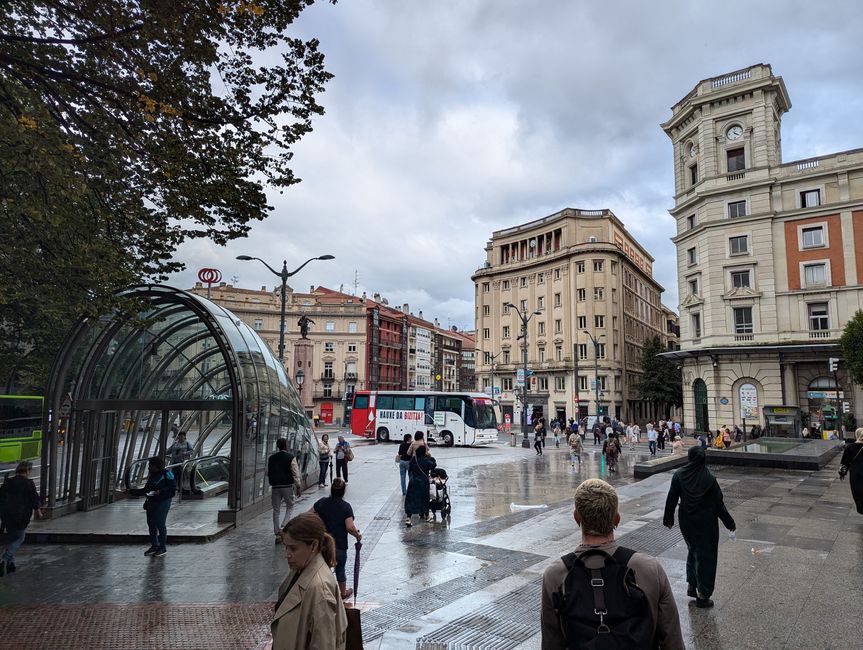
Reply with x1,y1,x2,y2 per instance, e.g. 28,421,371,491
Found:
552,547,656,649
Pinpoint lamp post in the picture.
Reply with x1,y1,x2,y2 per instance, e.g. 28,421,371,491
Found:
505,303,542,448
235,254,335,364
583,331,605,428
484,350,503,398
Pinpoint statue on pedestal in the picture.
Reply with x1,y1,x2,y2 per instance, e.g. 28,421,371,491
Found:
298,314,315,339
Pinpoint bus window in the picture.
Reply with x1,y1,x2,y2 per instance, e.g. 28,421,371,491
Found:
439,397,463,417
472,399,498,429
377,395,394,410
353,394,368,410
414,397,425,411
394,396,415,410
462,398,475,428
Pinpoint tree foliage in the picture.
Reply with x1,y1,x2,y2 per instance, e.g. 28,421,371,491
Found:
840,310,863,387
635,334,682,417
0,1,334,390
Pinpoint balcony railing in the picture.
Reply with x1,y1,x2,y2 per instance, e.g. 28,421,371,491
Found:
809,330,832,339
726,171,745,181
734,334,753,342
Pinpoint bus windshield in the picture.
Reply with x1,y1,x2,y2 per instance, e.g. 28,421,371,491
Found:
0,396,42,440
471,398,498,429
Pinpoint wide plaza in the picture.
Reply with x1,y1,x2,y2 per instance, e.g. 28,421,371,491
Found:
1,434,860,649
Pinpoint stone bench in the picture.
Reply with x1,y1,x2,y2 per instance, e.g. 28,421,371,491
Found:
633,453,689,478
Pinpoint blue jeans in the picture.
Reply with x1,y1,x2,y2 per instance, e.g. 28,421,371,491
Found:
399,459,410,495
318,461,329,485
335,548,347,583
2,528,26,563
649,440,657,455
146,499,171,549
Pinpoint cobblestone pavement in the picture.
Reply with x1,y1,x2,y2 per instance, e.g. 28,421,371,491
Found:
1,438,861,649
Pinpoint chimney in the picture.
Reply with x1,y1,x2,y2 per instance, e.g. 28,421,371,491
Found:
261,285,266,291
373,292,381,302
403,303,409,313
419,310,423,320
310,285,314,293
361,291,367,302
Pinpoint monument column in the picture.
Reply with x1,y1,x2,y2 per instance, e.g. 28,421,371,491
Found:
294,314,315,418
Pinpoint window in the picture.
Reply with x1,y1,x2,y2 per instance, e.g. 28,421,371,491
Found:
577,316,587,329
576,261,585,273
503,378,513,391
801,189,821,208
596,376,607,391
808,303,829,331
538,296,545,309
727,147,745,172
353,394,369,409
483,328,490,340
687,247,698,265
538,273,545,284
692,313,702,338
688,278,699,296
594,287,604,300
520,299,528,311
729,235,748,255
578,344,588,360
325,321,335,332
612,288,617,302
348,322,358,334
690,164,698,185
733,307,753,335
611,262,617,275
253,318,263,331
596,343,606,359
503,351,510,364
577,289,586,302
555,376,566,391
482,282,490,293
539,376,548,391
595,315,605,328
502,280,511,290
555,345,562,360
804,263,827,287
503,326,510,338
579,375,589,391
520,277,528,288
537,322,545,335
483,352,492,364
503,303,510,315
730,270,751,288
323,361,334,378
554,268,561,280
323,382,333,398
687,214,696,230
554,319,562,333
593,260,604,272
802,226,824,249
538,348,545,363
554,293,561,307
728,201,747,218
483,305,490,316
324,342,334,352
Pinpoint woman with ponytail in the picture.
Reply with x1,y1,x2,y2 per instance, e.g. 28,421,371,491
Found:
272,512,347,649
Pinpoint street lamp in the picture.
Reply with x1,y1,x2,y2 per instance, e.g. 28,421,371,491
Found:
236,254,335,364
583,331,606,428
505,302,542,448
295,369,305,388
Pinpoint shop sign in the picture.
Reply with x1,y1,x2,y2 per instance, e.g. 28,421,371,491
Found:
739,383,758,419
807,391,844,399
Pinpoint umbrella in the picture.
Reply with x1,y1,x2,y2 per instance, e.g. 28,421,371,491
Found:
345,540,364,650
352,540,362,606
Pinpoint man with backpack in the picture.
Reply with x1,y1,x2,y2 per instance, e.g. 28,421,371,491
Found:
541,479,684,649
268,437,302,544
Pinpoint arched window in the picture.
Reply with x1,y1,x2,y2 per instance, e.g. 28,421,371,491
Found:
809,376,837,390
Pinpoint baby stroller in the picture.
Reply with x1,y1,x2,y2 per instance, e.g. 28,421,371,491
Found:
428,467,452,519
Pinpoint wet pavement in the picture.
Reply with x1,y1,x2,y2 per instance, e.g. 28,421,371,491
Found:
1,437,861,649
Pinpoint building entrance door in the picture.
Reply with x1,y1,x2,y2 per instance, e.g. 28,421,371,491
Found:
81,410,120,510
694,379,709,433
320,403,333,425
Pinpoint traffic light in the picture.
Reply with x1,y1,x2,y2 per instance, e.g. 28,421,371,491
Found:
828,357,839,372
598,405,607,416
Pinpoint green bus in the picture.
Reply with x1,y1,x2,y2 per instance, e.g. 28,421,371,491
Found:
0,395,43,463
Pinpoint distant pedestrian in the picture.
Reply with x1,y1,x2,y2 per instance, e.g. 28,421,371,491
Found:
722,428,732,447
127,456,176,558
713,430,725,449
312,478,362,600
166,431,193,467
593,423,601,446
839,428,863,515
534,423,544,456
647,423,657,456
603,434,621,473
317,433,332,488
568,430,583,468
334,435,352,483
0,462,43,575
663,446,736,608
273,513,347,649
268,438,302,544
553,422,562,448
672,436,685,456
540,418,548,448
397,433,413,495
405,446,436,526
698,434,708,449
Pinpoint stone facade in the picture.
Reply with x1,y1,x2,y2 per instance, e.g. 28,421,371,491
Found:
661,63,863,435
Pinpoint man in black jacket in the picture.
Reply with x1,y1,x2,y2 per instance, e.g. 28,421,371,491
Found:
0,461,43,576
268,438,302,543
128,456,176,557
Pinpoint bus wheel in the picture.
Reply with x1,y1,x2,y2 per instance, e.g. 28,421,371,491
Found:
442,431,454,447
377,427,390,442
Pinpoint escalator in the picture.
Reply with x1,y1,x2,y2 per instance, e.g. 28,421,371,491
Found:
124,455,230,500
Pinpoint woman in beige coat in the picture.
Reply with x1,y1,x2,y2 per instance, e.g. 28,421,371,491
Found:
272,513,347,650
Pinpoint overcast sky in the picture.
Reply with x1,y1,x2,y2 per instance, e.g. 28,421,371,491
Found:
170,0,863,330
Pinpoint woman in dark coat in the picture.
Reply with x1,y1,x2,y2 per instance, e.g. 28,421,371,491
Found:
404,446,436,527
839,428,863,514
663,446,735,608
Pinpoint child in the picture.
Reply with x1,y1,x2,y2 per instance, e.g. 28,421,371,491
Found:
568,430,582,468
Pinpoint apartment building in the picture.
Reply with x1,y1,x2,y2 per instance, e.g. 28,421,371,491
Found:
662,305,681,352
661,63,863,434
472,208,665,426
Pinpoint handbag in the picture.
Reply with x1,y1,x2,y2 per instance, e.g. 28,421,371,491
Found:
839,444,863,479
345,607,363,650
345,446,355,462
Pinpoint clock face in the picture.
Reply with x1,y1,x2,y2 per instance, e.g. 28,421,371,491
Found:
726,125,743,140
688,143,698,158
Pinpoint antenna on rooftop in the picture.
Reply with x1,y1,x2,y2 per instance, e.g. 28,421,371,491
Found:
230,275,239,285
353,270,359,296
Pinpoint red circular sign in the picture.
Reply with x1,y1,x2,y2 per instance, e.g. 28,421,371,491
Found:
198,268,222,284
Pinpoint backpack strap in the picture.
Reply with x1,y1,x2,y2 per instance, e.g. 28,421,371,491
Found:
611,546,636,567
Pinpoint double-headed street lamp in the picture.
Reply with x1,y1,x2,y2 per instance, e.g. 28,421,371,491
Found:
504,302,542,448
583,330,606,427
236,254,335,363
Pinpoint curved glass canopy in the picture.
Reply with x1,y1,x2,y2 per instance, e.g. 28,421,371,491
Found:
43,285,318,516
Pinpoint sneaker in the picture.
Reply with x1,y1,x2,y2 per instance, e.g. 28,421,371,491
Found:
405,518,412,527
144,546,159,556
695,597,714,608
153,548,167,558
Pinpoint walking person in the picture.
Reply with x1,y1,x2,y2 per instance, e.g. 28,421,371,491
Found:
127,456,176,557
603,433,621,473
647,422,657,456
541,479,684,649
407,430,429,457
534,422,544,456
272,513,347,650
166,431,194,467
592,421,601,446
553,421,562,448
657,426,666,451
663,446,736,608
405,446,436,527
0,462,43,575
268,438,302,544
397,433,412,496
568,429,583,468
317,433,332,488
334,434,352,483
312,478,362,600
839,428,863,514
